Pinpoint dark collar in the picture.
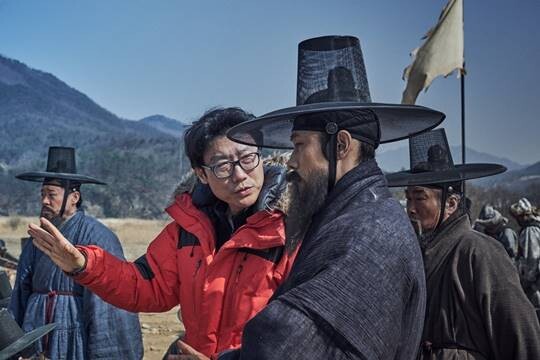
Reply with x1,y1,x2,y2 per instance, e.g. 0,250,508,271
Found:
322,159,383,210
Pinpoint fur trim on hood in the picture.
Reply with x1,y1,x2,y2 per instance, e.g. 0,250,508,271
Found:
510,198,540,223
474,204,508,230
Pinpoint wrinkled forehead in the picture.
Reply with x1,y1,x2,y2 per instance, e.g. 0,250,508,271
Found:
405,185,441,197
204,135,258,163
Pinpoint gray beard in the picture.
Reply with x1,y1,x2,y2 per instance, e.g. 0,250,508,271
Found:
285,168,328,254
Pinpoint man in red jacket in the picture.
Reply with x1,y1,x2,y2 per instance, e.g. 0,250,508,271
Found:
28,107,298,359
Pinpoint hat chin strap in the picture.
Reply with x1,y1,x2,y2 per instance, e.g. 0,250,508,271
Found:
327,134,338,193
51,180,71,227
435,183,467,231
436,186,448,230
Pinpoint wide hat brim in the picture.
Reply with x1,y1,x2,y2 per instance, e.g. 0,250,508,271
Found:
227,102,445,149
385,163,507,187
0,323,56,360
15,172,106,185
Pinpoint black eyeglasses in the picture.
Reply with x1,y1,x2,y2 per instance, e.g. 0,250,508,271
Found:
201,152,261,179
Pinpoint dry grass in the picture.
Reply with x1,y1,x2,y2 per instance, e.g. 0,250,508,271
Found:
0,216,170,260
99,218,169,260
0,216,180,359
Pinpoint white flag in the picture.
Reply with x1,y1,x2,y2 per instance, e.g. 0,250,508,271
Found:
402,0,464,104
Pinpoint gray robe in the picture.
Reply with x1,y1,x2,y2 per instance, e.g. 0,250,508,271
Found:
419,214,540,359
516,221,540,308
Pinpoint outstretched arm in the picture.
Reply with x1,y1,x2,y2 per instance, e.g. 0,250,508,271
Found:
29,217,180,312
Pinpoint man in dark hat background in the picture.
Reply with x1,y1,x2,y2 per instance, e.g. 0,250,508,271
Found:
473,204,518,260
9,146,143,360
181,35,448,360
387,129,540,359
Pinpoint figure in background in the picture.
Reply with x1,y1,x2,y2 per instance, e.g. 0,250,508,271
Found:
386,129,540,359
10,146,142,360
474,204,518,260
510,197,540,312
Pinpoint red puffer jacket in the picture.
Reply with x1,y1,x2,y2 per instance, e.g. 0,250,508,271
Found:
73,167,297,358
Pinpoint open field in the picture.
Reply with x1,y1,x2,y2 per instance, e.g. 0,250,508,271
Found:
0,216,182,359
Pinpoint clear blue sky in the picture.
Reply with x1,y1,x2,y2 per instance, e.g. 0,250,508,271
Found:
0,0,538,164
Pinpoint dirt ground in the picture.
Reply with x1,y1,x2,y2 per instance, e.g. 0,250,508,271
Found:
0,216,183,359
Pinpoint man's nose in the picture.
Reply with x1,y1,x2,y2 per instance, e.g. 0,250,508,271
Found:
231,164,248,183
407,203,416,216
287,152,298,170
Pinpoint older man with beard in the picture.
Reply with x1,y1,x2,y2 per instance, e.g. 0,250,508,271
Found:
10,147,143,360
187,35,446,360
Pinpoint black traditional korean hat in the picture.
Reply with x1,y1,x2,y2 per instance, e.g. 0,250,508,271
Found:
227,35,444,149
385,128,506,187
227,35,445,191
16,147,105,221
16,147,105,185
0,272,11,309
0,309,56,360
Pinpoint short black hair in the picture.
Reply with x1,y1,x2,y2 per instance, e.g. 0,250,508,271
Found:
318,132,375,164
184,107,255,168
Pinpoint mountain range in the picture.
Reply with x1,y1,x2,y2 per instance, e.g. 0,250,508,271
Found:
0,54,538,218
0,55,189,217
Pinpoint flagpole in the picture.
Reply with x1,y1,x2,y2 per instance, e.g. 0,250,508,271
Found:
461,0,466,197
461,66,466,197
461,66,465,166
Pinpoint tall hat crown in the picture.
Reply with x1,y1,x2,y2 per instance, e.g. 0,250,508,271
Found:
16,147,105,185
386,128,506,187
227,35,445,149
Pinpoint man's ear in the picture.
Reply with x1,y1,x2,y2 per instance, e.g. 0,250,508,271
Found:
69,191,80,206
194,167,209,184
445,194,460,216
336,130,353,160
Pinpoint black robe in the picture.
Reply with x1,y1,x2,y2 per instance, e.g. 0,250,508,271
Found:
220,160,427,359
419,215,540,359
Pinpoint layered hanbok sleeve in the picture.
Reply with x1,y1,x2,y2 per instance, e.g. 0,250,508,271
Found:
9,241,35,324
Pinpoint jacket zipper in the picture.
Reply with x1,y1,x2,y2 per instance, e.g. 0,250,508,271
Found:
235,253,248,284
192,259,202,328
235,264,244,284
